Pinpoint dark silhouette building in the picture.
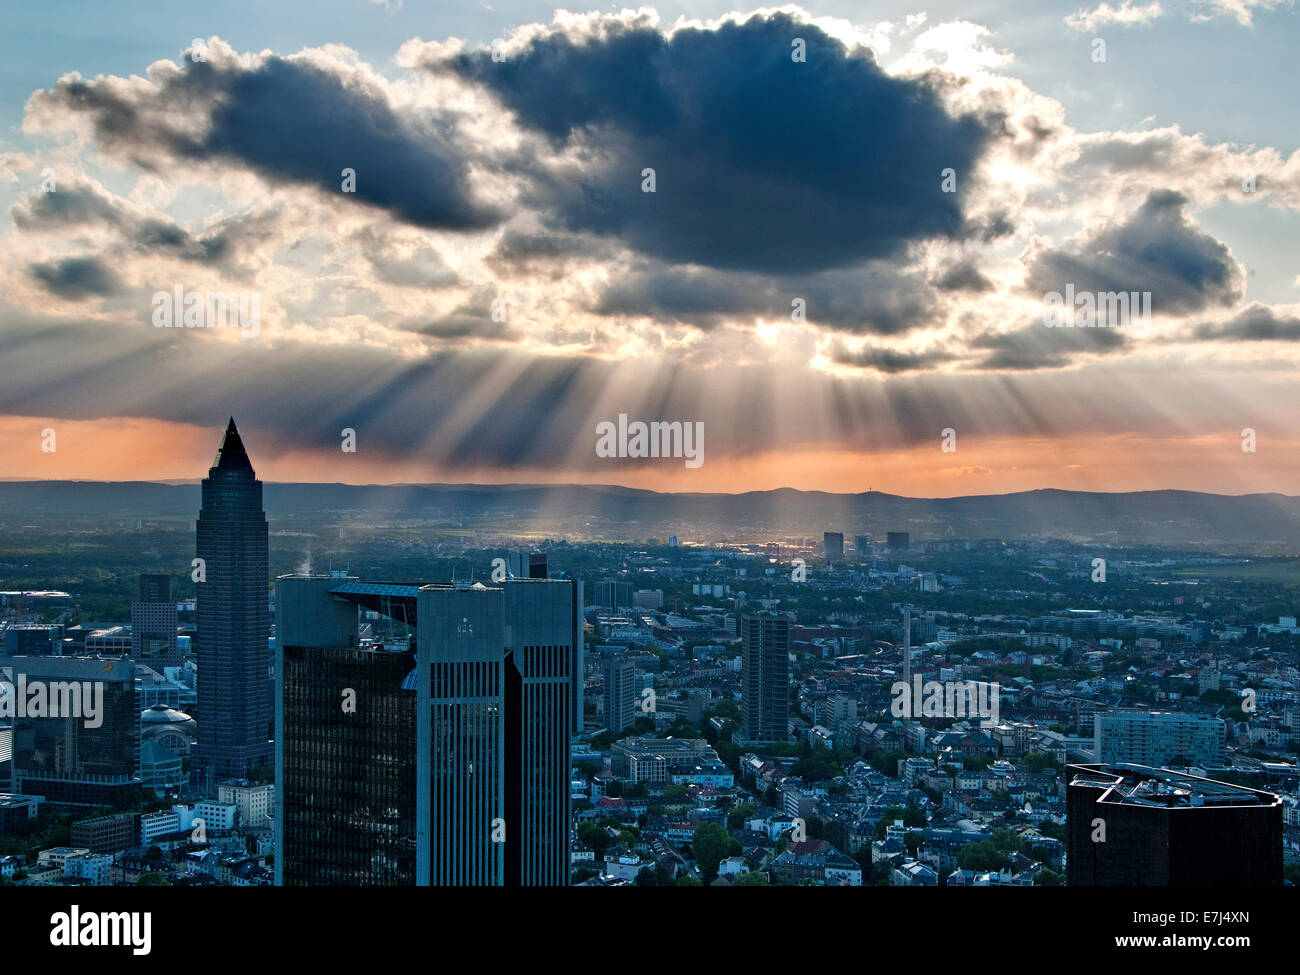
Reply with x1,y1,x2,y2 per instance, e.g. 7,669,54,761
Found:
194,418,271,786
740,613,790,744
277,576,417,886
275,574,579,886
823,531,844,563
1067,763,1283,886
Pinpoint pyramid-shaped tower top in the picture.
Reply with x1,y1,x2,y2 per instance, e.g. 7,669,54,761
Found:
212,417,255,474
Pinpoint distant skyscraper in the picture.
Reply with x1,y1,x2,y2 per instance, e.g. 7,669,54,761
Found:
276,575,578,886
132,573,178,666
823,531,844,563
854,535,870,558
604,657,638,735
194,418,272,786
886,532,910,551
594,580,633,609
1067,763,1282,885
741,613,789,743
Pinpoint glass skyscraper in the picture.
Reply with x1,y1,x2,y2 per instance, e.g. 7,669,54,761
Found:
194,418,272,786
276,575,579,886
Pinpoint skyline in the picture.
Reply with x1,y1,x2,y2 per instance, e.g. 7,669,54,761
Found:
0,3,1297,496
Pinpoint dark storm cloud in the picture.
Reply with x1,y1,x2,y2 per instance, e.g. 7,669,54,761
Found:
433,12,993,273
30,54,498,231
972,320,1127,371
1027,190,1243,313
590,264,937,334
1188,303,1300,341
29,256,123,299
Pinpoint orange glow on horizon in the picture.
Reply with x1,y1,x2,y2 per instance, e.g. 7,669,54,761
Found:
0,413,1293,498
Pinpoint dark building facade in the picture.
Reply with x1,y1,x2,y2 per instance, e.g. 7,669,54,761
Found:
194,418,272,786
10,655,140,805
1066,763,1283,886
741,613,790,744
276,575,578,886
886,532,910,551
823,531,844,563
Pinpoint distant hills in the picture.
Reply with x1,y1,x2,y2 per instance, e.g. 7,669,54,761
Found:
2,481,1300,550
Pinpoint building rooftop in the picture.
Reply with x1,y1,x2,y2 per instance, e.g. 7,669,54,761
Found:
1068,763,1281,809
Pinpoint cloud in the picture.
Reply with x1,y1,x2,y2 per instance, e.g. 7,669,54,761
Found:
1065,2,1165,32
427,11,994,273
1189,303,1300,341
1026,190,1243,314
29,256,123,299
972,321,1128,370
1065,0,1289,30
26,42,500,231
827,339,959,374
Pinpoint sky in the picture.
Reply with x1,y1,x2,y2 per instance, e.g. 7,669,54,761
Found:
0,0,1297,496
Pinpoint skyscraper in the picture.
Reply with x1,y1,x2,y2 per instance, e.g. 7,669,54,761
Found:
276,577,416,886
823,531,844,563
604,657,638,735
10,655,140,805
740,612,789,744
1067,763,1282,885
131,573,178,666
194,418,271,786
276,574,578,886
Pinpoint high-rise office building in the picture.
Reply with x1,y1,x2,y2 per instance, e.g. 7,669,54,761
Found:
132,574,179,666
1067,763,1282,885
604,657,639,735
854,535,870,559
194,418,272,786
823,531,844,563
10,655,140,805
277,577,416,886
594,580,634,609
276,574,578,886
1094,711,1225,767
740,613,790,744
887,532,910,551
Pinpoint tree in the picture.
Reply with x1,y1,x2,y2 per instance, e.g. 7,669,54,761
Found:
904,830,925,855
692,823,740,883
138,872,171,886
728,802,758,831
733,871,770,885
1035,868,1064,886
